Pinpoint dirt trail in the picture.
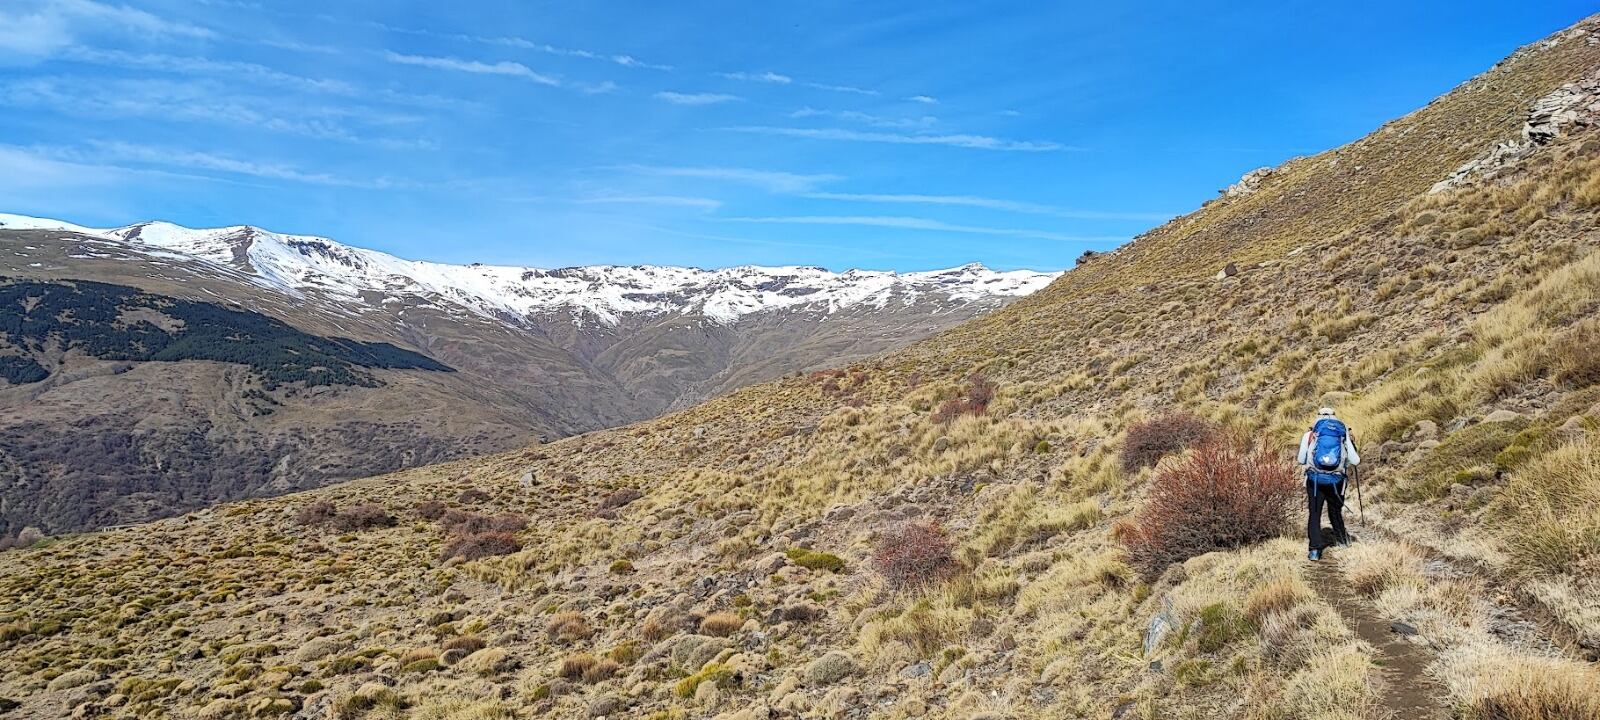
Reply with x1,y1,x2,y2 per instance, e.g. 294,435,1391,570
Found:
1307,560,1452,720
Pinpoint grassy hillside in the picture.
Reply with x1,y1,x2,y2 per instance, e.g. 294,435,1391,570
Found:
3,14,1600,720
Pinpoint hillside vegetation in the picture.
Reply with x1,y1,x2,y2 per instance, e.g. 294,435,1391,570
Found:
4,14,1600,720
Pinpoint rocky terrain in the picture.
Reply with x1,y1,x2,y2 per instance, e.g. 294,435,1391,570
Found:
3,13,1600,720
0,219,1052,534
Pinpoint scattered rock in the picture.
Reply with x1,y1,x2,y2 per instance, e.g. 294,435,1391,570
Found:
899,661,932,679
1391,621,1419,636
1413,419,1439,440
1483,409,1523,423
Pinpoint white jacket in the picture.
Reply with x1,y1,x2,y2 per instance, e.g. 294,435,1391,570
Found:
1297,428,1360,469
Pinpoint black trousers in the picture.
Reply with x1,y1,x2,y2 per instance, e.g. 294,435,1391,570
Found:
1307,477,1348,550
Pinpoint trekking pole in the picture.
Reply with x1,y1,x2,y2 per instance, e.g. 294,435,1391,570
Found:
1353,465,1364,526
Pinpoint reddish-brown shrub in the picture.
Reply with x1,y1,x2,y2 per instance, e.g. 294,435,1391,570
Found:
598,488,643,510
330,504,395,531
872,521,960,592
295,501,336,526
415,500,448,520
1119,438,1298,575
1119,412,1219,473
456,488,491,504
440,531,521,561
931,373,997,424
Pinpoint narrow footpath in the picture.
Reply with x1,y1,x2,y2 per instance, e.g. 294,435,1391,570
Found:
1307,561,1451,719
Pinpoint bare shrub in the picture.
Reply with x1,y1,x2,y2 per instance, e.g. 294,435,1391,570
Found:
440,531,521,561
1119,412,1219,473
582,658,620,683
414,500,447,520
1118,438,1298,576
331,504,395,531
872,521,960,592
456,488,491,504
931,373,996,423
295,501,336,526
598,488,643,510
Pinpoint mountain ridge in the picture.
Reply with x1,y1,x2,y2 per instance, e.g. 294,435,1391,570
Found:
0,213,1058,326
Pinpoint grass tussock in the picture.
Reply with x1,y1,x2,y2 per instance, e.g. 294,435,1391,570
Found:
1442,645,1600,720
1493,434,1600,576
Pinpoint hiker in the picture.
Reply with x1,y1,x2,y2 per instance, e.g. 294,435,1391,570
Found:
1297,407,1360,560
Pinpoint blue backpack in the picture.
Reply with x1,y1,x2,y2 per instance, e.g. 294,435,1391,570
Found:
1308,418,1347,485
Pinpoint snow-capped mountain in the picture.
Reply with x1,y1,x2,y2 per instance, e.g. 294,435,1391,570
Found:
1,211,1059,533
0,213,1056,326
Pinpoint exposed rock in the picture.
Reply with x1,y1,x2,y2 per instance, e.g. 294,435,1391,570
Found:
1223,167,1275,197
1483,409,1523,423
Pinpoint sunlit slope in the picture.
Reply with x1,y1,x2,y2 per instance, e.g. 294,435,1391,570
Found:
2,14,1599,720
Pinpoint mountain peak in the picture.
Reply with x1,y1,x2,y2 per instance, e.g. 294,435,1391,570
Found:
0,212,1061,326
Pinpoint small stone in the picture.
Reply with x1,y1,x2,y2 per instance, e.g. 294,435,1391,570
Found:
1391,621,1419,636
1413,419,1439,440
1483,409,1523,423
899,661,932,679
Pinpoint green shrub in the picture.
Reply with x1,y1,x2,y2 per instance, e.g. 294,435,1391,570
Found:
785,548,844,572
673,663,735,698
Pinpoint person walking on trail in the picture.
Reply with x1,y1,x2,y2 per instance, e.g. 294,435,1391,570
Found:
1298,407,1360,561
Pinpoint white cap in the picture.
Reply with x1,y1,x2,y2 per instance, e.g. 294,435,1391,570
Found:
1317,407,1337,417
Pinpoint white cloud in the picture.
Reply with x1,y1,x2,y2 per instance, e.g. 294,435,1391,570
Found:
718,71,792,84
580,80,619,95
654,91,740,105
805,82,880,96
574,195,722,210
382,51,559,85
368,22,673,71
906,95,938,104
64,47,466,110
0,76,428,147
618,165,840,193
725,215,1120,243
790,107,936,130
60,141,410,188
726,126,1071,152
0,0,213,64
801,192,1172,221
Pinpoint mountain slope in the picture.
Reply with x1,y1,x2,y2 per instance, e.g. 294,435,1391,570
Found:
4,13,1600,720
0,218,1052,534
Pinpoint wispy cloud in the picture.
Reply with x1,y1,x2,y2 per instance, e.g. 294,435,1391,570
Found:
654,91,740,105
725,215,1119,243
382,51,560,85
47,141,412,188
365,21,673,71
790,107,936,130
1,0,213,63
726,126,1072,152
0,77,429,148
574,195,723,210
63,47,465,109
618,165,840,193
805,82,880,96
801,192,1172,221
718,71,792,84
906,95,938,104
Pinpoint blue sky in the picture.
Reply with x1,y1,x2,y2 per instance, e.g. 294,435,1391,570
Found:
1,1,1594,271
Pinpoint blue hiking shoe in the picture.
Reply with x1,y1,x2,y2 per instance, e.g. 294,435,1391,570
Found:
1308,549,1323,561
